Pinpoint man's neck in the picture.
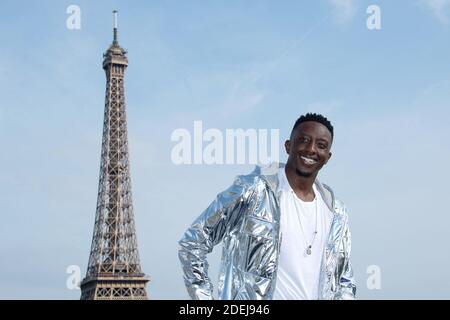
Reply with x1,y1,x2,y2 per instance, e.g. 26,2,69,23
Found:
284,164,317,202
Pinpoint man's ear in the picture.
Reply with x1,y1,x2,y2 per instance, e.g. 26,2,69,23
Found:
324,151,332,165
284,140,291,155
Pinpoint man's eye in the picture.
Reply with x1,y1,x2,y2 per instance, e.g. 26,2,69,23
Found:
318,144,327,149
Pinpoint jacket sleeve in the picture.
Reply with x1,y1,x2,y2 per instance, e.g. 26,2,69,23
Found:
334,210,357,300
178,175,250,300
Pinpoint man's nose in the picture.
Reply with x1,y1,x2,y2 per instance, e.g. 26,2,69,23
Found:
305,141,317,153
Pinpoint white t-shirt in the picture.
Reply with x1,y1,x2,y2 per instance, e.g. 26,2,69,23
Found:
273,167,333,300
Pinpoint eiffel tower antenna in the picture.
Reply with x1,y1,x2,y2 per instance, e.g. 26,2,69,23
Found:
80,10,149,300
113,10,118,44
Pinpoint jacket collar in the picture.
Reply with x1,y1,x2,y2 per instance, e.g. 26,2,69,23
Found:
253,162,336,212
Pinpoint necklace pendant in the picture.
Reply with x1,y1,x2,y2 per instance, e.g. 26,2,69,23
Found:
306,246,312,255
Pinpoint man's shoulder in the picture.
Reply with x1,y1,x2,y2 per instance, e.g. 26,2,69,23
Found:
234,163,279,187
320,182,348,217
232,171,267,195
334,198,347,216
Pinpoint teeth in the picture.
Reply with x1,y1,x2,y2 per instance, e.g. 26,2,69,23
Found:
301,156,317,164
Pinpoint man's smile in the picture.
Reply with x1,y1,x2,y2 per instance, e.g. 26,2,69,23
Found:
300,155,318,166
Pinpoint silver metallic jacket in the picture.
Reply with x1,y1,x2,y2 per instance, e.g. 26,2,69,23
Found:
178,163,356,300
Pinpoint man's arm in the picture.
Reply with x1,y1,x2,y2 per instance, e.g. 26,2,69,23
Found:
178,175,250,300
334,209,357,300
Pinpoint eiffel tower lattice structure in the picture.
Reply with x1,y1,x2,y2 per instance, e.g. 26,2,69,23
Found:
80,11,149,300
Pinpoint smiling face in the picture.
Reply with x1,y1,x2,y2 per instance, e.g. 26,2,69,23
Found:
285,121,333,178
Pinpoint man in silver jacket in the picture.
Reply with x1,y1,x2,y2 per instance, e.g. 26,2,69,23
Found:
178,113,356,300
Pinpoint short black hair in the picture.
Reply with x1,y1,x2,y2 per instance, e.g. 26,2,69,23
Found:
291,113,334,139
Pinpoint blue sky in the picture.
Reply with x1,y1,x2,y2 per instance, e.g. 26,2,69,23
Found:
1,0,450,299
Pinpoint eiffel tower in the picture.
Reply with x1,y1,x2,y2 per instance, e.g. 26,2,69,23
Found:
80,11,149,300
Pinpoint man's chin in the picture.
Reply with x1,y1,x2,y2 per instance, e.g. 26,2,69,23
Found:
295,168,314,178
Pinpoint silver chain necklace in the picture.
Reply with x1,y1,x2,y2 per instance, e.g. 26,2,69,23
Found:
292,190,318,256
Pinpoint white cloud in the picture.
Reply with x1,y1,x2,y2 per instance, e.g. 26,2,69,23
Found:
330,0,357,24
218,80,264,118
421,0,450,24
